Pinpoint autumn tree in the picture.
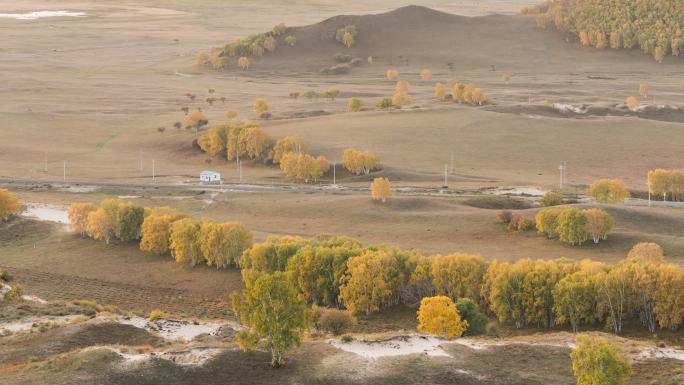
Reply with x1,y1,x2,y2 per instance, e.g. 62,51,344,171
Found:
225,109,238,120
284,35,297,46
68,203,97,237
254,98,270,118
626,96,638,111
588,179,630,203
627,242,664,264
183,110,209,136
335,25,357,48
0,189,20,221
386,69,399,81
395,80,410,93
370,177,391,203
338,249,395,315
430,253,488,302
653,263,684,331
540,191,563,206
535,207,563,239
271,136,307,164
232,271,308,368
553,271,598,332
521,259,569,328
451,83,463,103
419,69,432,81
647,169,684,201
556,208,588,246
240,235,308,273
391,92,411,107
639,84,649,98
348,97,364,112
199,221,253,268
86,199,123,244
169,218,204,266
570,335,631,385
342,149,379,175
501,72,511,82
118,203,145,242
434,83,446,100
583,209,614,244
139,207,185,255
279,152,330,183
596,266,634,334
487,259,533,328
417,296,467,339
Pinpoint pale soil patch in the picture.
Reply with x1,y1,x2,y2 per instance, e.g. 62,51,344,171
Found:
0,11,86,20
21,203,68,224
329,335,450,358
91,346,225,367
118,316,237,342
0,314,87,334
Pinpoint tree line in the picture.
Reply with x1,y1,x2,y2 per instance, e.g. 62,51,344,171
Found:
68,200,253,268
234,235,683,334
648,168,684,201
535,0,684,62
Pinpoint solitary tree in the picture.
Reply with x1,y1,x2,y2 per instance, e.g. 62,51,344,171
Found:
626,96,639,111
501,72,512,82
254,98,270,117
182,110,208,135
419,69,432,80
0,189,21,221
391,92,411,107
570,335,631,385
342,32,355,48
376,97,393,111
386,69,399,81
583,208,614,244
638,84,649,98
435,83,446,100
371,177,392,203
323,89,340,101
238,56,250,70
232,271,309,367
417,296,467,339
627,242,664,264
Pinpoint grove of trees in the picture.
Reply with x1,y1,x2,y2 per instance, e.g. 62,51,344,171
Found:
535,207,613,245
342,149,379,175
197,121,270,161
279,153,330,183
536,0,684,62
588,179,630,203
648,168,684,201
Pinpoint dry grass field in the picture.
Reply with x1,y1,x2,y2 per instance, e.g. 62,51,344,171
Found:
1,1,683,384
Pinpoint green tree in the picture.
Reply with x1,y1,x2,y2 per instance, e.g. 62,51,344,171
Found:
553,271,598,332
535,207,563,239
348,97,364,112
540,191,563,206
118,203,145,241
169,218,204,266
570,335,631,385
455,298,488,336
588,179,630,203
232,271,309,367
557,208,588,246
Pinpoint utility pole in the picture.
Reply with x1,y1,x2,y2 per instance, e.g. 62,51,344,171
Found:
558,162,565,190
443,164,448,188
333,162,336,185
239,158,242,182
63,160,66,182
450,152,454,175
44,152,47,172
152,159,155,181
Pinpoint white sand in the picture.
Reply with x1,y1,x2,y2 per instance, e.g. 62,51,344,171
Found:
636,347,684,361
0,11,86,20
118,316,232,342
330,335,450,358
22,204,68,224
0,315,86,334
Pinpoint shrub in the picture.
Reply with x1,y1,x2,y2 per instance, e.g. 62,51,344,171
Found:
148,309,166,321
316,308,357,335
417,296,467,339
340,334,354,343
334,53,352,63
508,214,533,232
386,69,399,81
349,57,362,67
376,97,393,110
320,63,350,75
571,335,631,385
335,25,357,47
540,191,564,206
455,298,488,336
0,270,13,282
485,321,500,337
284,35,297,46
348,97,364,112
497,210,513,224
3,284,23,301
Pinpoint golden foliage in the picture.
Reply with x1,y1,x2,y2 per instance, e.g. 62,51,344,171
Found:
395,80,410,93
391,92,411,107
0,188,21,221
639,84,649,98
280,152,330,182
625,96,639,111
348,97,364,112
386,69,399,81
342,148,379,175
434,82,446,99
417,296,467,339
419,69,432,80
68,203,97,237
254,98,270,116
183,110,208,130
370,177,391,203
648,168,684,201
587,179,630,203
271,136,307,164
501,72,511,82
627,242,665,264
238,56,250,70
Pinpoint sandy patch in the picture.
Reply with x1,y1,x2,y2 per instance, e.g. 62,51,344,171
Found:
636,347,684,362
484,187,547,197
100,346,224,367
118,316,234,342
21,204,68,224
0,11,86,20
330,335,450,358
0,314,86,334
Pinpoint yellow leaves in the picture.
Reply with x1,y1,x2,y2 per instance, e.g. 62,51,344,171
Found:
67,203,97,237
370,177,391,203
0,188,21,221
587,179,630,203
342,148,379,175
253,98,270,117
417,296,467,339
271,136,307,164
419,69,432,80
451,83,463,103
199,221,253,268
627,242,665,264
140,214,176,255
395,81,410,93
430,254,487,302
452,83,486,105
348,97,364,112
647,168,684,200
501,72,511,82
367,56,373,65
571,335,631,385
583,208,614,244
280,152,330,182
182,110,208,130
625,96,638,111
263,36,277,52
339,250,394,315
434,82,446,99
342,32,354,48
391,92,411,107
386,69,399,81
639,84,649,98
